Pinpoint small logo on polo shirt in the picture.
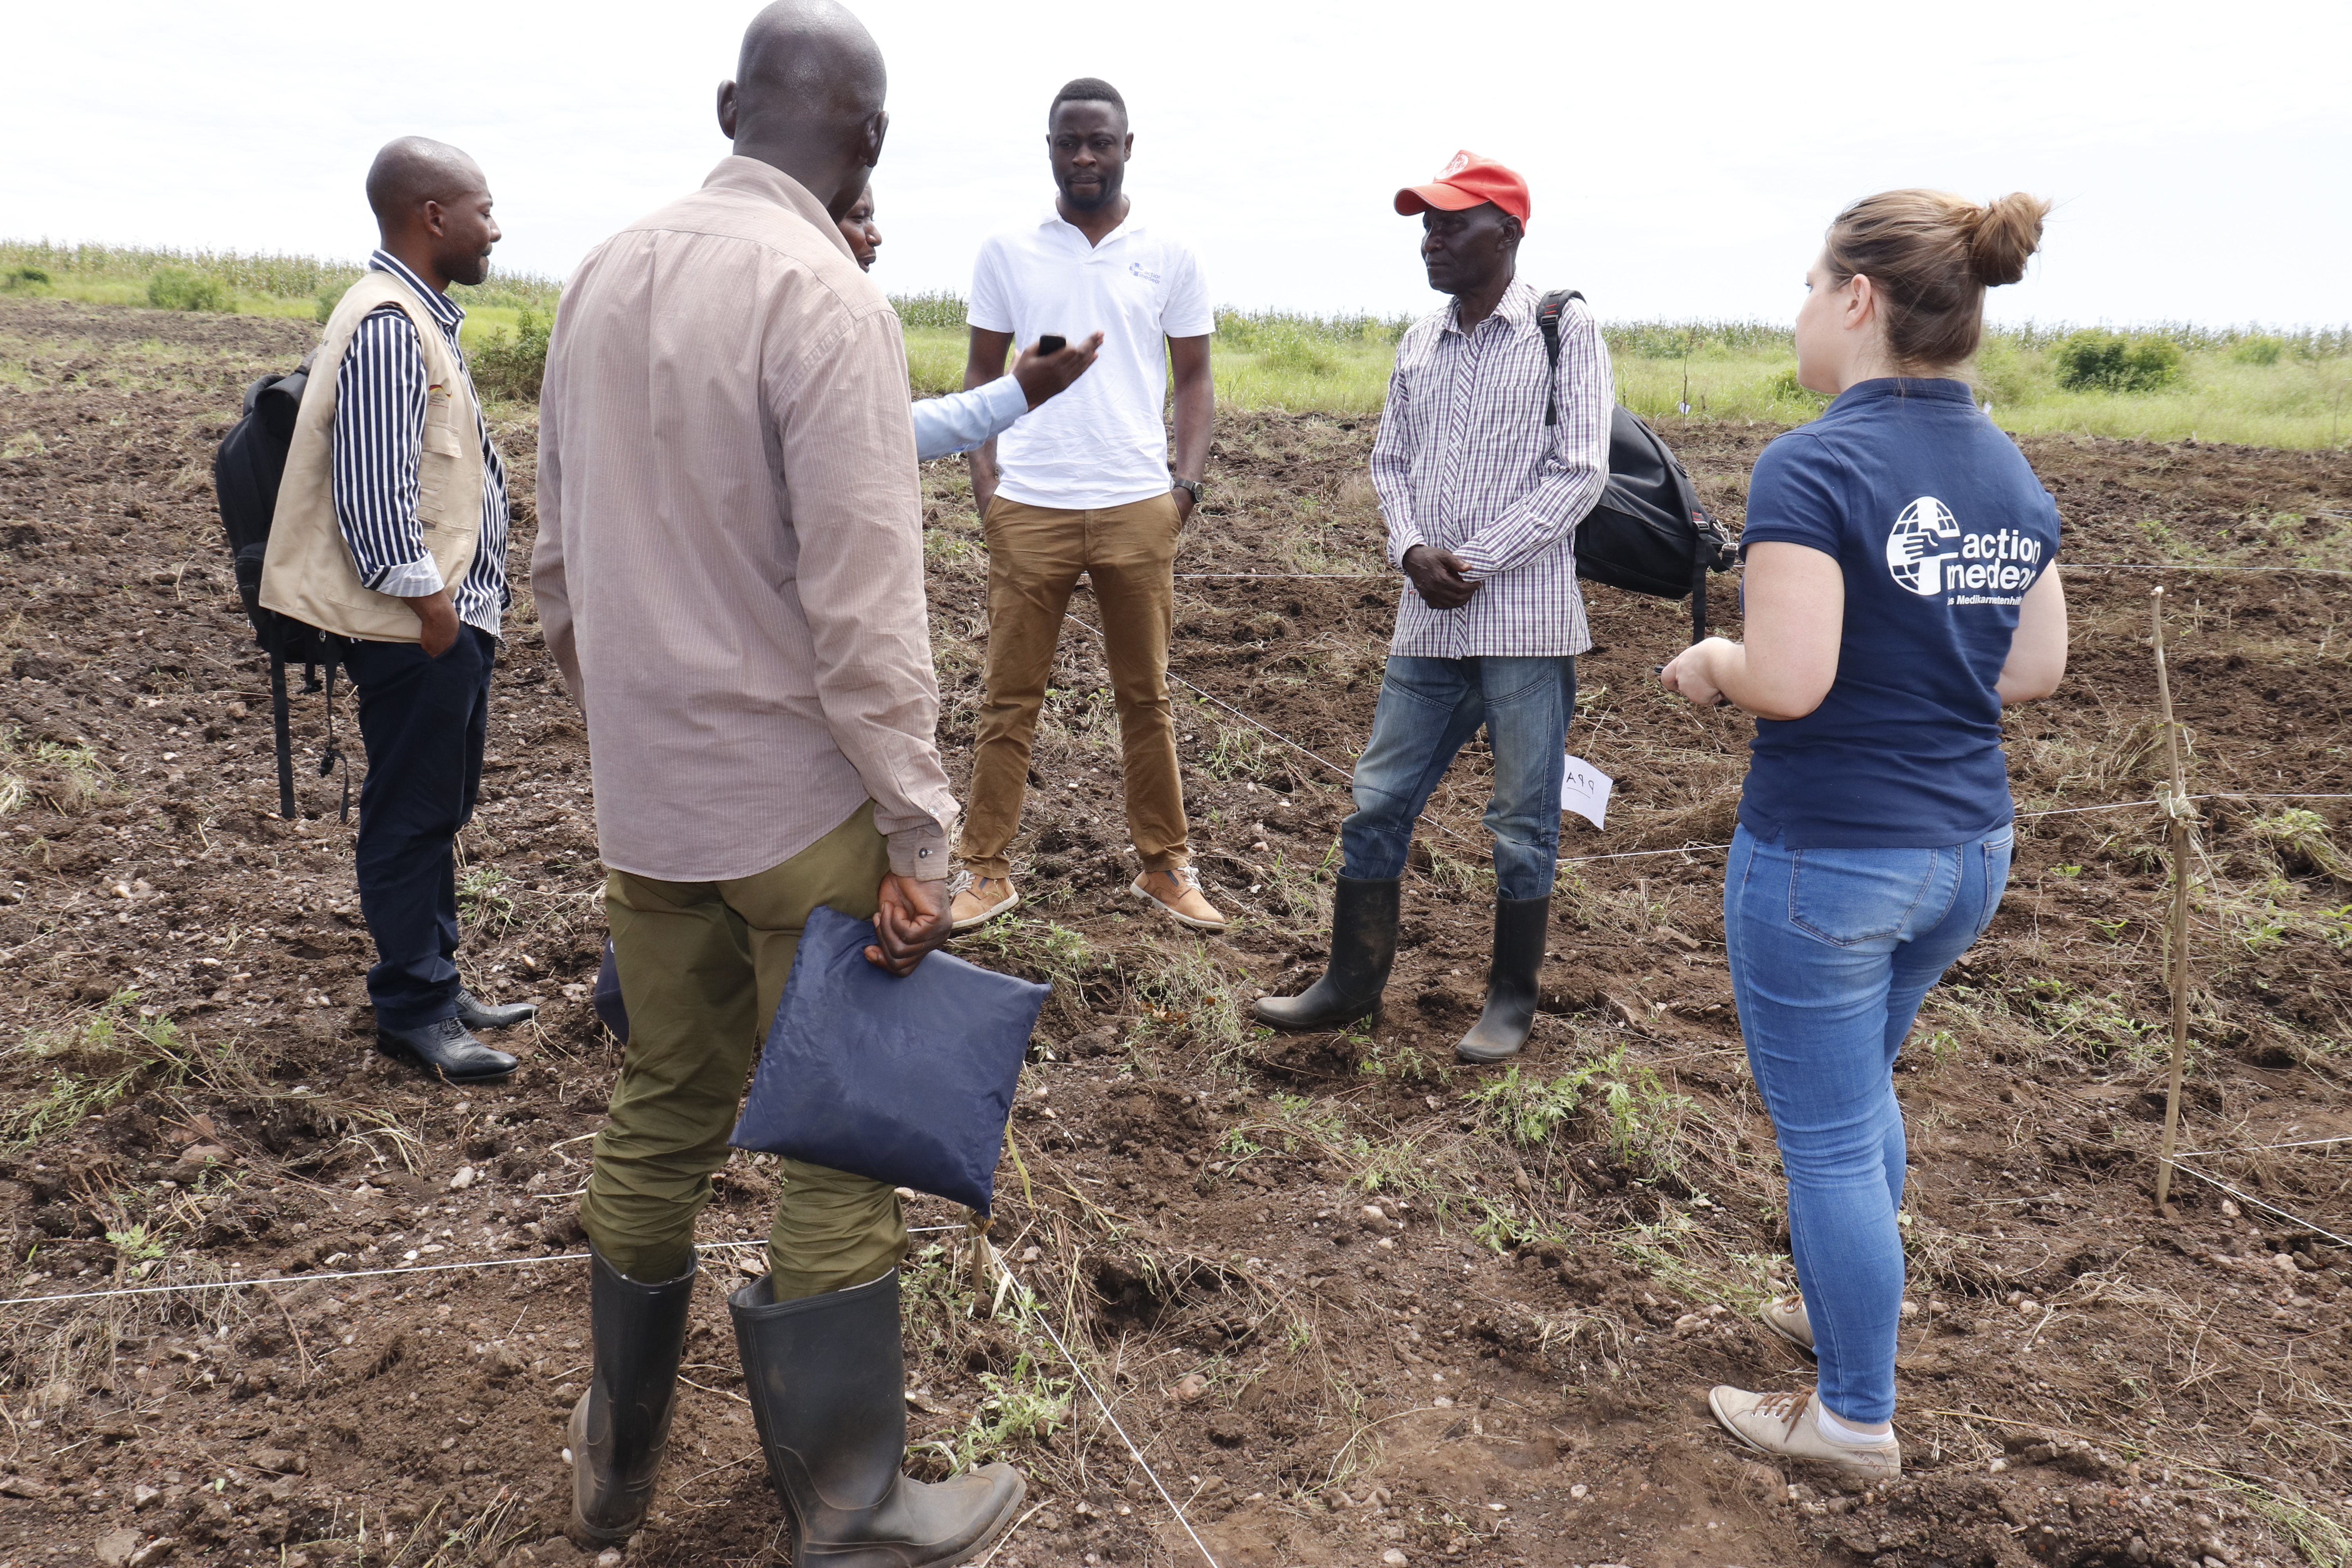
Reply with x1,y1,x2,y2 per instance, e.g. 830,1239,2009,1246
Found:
1128,261,1161,284
1885,496,1961,596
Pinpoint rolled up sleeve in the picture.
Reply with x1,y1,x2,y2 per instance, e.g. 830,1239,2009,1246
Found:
332,308,444,596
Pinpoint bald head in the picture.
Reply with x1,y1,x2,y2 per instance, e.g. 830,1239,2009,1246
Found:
367,138,485,228
717,0,890,223
365,136,499,292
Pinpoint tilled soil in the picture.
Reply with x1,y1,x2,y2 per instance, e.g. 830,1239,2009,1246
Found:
4,294,2352,1568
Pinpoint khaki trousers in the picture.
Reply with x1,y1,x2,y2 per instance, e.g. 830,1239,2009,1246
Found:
581,804,907,1299
959,492,1189,879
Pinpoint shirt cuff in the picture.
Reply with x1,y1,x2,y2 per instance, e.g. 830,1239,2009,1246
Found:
1388,526,1425,570
886,821,953,880
370,555,447,599
976,372,1029,427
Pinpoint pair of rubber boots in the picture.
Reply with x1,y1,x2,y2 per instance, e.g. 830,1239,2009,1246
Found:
1254,875,1547,1062
568,1247,1024,1565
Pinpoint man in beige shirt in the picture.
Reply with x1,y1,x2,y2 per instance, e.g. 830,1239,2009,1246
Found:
531,3,1022,1560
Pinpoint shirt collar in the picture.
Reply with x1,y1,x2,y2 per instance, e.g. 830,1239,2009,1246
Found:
1829,376,1978,410
367,250,464,332
700,155,859,264
1441,277,1538,339
1041,200,1143,249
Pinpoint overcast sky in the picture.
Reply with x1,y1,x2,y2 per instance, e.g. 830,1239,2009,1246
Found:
8,0,2347,327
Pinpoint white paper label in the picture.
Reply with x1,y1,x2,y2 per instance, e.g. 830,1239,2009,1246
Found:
1560,755,1614,830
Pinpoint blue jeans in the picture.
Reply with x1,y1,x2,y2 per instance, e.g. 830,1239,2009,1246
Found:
1339,656,1573,900
341,626,496,1031
1724,822,2013,1423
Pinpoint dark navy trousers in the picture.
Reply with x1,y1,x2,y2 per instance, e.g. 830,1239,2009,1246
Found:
341,626,495,1031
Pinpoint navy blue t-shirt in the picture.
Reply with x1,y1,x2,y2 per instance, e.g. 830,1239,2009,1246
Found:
1736,378,2060,848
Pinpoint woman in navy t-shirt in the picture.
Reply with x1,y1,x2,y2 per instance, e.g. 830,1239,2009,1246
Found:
1662,189,2068,1479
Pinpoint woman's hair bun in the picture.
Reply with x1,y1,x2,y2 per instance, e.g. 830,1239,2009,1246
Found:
1965,192,2051,288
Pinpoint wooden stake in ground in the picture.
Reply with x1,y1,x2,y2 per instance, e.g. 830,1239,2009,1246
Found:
2150,586,2199,1212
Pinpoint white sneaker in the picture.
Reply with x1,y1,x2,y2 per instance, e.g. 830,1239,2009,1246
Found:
1763,1295,1816,1357
1707,1386,1899,1481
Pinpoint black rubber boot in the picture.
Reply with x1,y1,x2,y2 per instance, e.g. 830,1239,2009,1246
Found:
1456,897,1550,1063
731,1269,1025,1568
1253,875,1402,1031
568,1246,696,1546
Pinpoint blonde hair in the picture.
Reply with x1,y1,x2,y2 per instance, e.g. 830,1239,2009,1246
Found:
1823,190,2051,370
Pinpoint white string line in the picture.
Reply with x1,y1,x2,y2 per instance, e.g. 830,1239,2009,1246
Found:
980,1234,1223,1568
0,1229,974,1310
2158,1161,2352,1252
1059,613,1485,854
1553,793,2352,869
2175,1136,2352,1158
1167,562,2352,582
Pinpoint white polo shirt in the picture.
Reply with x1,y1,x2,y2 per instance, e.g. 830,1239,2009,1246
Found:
967,203,1213,511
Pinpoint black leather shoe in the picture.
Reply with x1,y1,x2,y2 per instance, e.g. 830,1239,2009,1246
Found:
455,989,538,1031
375,1017,518,1083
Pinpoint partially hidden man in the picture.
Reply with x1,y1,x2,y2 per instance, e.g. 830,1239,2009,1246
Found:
261,136,537,1087
532,1,1023,1561
1256,152,1612,1062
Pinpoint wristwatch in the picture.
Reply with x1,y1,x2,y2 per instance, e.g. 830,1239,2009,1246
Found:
1170,476,1202,505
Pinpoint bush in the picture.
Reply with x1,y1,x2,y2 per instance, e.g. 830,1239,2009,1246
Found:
147,267,232,312
473,307,550,402
2053,330,2183,394
2,266,51,292
2231,334,2285,367
314,284,347,324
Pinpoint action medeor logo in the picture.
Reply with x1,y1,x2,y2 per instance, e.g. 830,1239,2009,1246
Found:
1885,496,1962,596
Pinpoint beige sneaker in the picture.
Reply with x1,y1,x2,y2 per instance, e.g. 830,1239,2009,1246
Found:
1707,1387,1899,1481
949,873,1020,932
1131,866,1227,932
1764,1295,1817,1357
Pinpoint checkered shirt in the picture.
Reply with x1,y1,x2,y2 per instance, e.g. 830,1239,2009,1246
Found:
1370,279,1613,658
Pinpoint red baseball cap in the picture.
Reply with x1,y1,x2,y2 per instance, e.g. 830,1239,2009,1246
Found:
1395,151,1531,225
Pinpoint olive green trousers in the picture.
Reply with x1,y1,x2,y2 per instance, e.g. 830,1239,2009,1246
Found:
580,804,907,1299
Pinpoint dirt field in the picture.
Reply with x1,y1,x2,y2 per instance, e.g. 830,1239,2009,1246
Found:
4,294,2352,1568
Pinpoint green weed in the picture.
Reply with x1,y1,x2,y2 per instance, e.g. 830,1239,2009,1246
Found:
457,866,515,929
105,1223,171,1262
942,1354,1072,1472
4,991,197,1149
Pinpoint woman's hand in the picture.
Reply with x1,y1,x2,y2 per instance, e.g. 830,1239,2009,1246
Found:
1660,639,1734,705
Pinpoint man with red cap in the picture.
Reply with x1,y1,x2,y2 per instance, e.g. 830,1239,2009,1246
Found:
1256,151,1613,1063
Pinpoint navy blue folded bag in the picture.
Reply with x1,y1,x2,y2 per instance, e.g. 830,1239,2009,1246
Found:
727,904,1049,1216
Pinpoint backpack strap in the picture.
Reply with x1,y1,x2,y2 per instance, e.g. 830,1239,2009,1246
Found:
317,641,349,824
269,653,296,822
1535,289,1584,428
1690,530,1710,646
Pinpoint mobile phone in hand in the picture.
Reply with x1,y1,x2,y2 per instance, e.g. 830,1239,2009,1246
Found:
1037,335,1066,355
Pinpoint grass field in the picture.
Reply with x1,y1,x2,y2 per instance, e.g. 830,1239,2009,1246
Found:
9,238,2349,447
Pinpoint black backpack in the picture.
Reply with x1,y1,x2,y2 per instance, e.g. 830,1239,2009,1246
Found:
213,361,348,821
1537,289,1736,643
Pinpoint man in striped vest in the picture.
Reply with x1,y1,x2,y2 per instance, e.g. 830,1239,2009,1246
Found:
260,137,534,1084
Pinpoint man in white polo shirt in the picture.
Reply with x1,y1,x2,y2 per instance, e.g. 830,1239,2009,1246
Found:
952,75,1221,933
